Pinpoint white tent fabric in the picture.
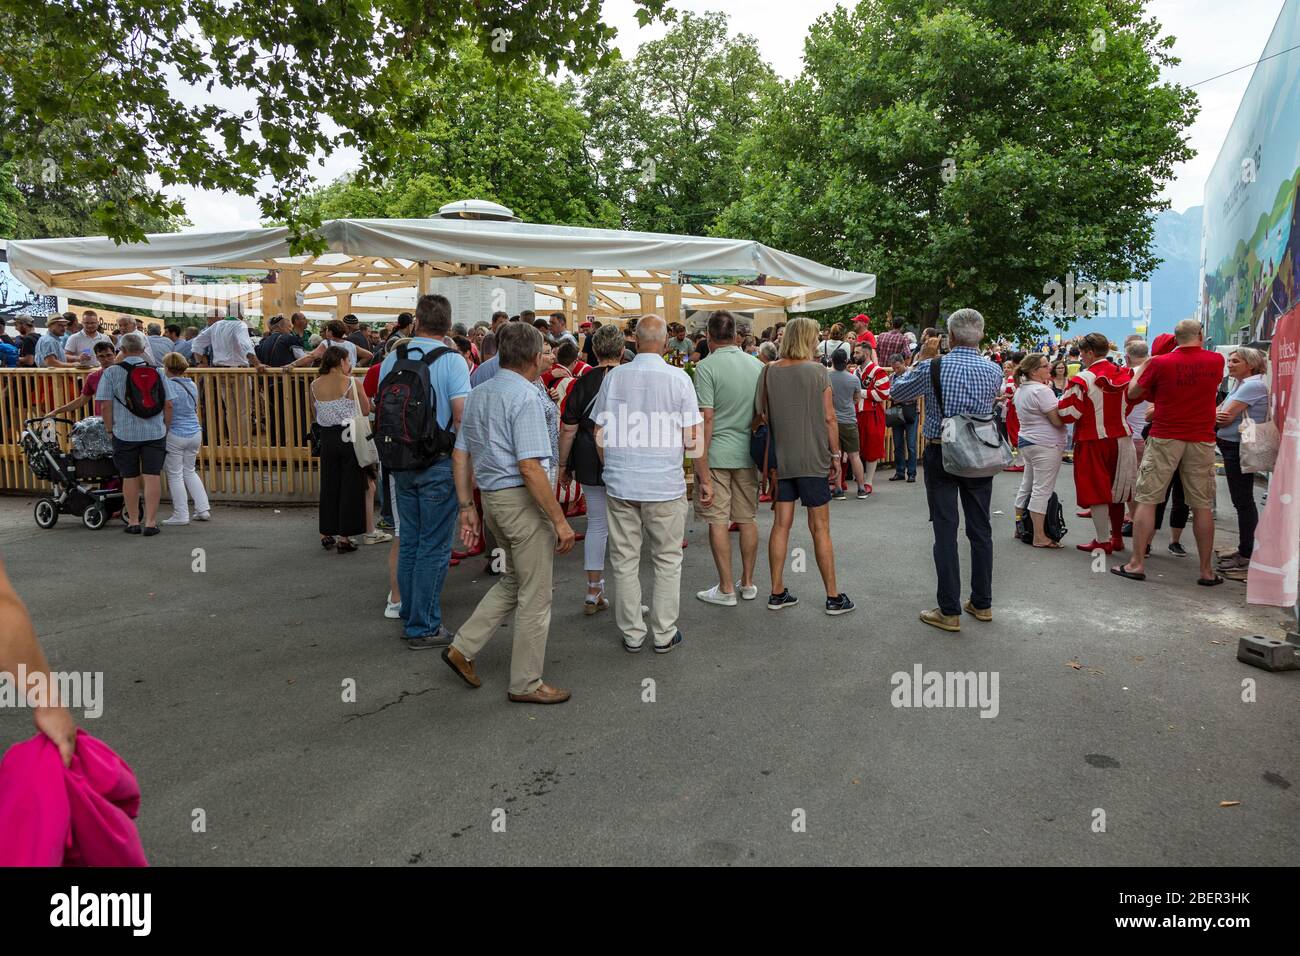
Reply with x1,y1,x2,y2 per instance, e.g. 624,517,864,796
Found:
5,217,875,314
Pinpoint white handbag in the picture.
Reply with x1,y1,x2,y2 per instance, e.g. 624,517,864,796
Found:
342,379,379,469
1238,413,1279,474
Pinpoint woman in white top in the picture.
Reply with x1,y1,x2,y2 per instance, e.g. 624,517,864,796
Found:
311,346,370,554
816,323,851,364
291,319,374,370
1012,354,1067,548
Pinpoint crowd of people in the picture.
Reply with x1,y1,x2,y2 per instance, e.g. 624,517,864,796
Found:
6,299,1269,705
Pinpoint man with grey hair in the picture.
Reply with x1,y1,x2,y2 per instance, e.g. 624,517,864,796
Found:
443,321,575,704
96,331,173,535
592,314,712,653
890,308,1004,632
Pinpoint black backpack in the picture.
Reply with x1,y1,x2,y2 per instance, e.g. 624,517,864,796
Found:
119,361,166,418
1018,492,1068,544
375,344,456,471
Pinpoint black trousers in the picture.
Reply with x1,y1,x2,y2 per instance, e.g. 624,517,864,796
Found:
1217,438,1258,558
318,424,367,537
1153,472,1189,530
922,443,994,616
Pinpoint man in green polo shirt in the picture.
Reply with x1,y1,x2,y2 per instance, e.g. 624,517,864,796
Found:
692,310,764,607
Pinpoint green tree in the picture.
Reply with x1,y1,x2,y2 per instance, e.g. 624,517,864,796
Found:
0,0,667,246
581,10,779,235
295,44,618,228
716,0,1197,340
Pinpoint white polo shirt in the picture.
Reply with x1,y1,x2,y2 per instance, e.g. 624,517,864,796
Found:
591,352,702,502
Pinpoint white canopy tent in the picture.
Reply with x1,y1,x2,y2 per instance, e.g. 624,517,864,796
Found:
3,216,876,327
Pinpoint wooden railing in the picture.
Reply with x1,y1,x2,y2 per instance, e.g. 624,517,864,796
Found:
1,368,929,502
0,368,355,502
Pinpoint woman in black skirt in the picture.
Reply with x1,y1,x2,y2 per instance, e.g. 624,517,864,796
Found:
311,346,370,553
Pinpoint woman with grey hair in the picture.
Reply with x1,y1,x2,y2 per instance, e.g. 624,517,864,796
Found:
1214,347,1269,572
558,323,624,614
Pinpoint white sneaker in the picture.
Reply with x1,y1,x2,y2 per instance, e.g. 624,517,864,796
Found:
363,530,393,545
696,584,737,607
384,593,402,620
736,581,759,601
193,511,211,521
161,515,189,526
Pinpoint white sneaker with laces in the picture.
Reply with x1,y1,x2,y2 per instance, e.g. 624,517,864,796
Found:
736,581,759,601
384,592,402,620
696,584,737,607
161,515,189,526
193,511,211,521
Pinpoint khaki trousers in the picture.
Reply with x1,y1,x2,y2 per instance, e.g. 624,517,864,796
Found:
606,494,688,648
451,486,555,695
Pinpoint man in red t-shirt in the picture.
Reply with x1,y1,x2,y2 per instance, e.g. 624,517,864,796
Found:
1113,319,1225,585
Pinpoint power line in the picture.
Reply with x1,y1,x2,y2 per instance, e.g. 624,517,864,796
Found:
1188,41,1300,88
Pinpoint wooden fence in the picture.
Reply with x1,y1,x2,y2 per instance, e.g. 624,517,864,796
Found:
1,367,929,503
0,368,347,502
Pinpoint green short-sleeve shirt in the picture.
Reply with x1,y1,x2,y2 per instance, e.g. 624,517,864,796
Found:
694,345,763,469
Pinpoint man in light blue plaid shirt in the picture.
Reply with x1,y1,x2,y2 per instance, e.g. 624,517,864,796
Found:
445,322,576,706
890,309,1004,633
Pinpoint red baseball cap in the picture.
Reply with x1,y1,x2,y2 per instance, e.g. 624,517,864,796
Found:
851,313,871,326
579,321,593,331
856,330,877,348
1151,333,1177,356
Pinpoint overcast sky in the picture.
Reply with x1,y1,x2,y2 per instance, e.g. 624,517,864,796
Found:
171,0,1289,232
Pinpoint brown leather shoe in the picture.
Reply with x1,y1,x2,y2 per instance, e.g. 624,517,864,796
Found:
919,608,961,632
963,601,992,622
507,682,571,705
441,645,481,688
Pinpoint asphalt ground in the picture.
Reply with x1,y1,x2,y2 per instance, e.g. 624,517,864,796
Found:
1,463,1296,866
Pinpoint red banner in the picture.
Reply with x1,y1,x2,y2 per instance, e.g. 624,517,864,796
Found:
1248,303,1300,608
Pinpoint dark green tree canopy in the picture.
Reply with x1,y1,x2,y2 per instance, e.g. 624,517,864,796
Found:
0,0,666,245
295,43,618,228
716,0,1197,339
581,10,779,236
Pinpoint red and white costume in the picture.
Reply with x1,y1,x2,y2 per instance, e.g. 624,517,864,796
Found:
856,360,891,461
1002,374,1019,447
1056,359,1136,507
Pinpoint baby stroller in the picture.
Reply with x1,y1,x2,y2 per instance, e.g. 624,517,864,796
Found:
20,417,124,530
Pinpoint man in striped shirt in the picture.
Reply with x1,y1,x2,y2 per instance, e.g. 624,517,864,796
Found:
891,309,1004,632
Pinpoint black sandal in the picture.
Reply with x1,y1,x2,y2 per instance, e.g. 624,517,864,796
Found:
336,539,358,554
1197,574,1224,587
1109,565,1146,581
321,536,336,550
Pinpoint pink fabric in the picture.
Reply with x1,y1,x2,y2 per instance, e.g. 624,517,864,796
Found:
0,729,147,867
1248,309,1300,608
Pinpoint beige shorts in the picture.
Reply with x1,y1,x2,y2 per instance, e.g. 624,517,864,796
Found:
1133,437,1216,509
696,466,760,524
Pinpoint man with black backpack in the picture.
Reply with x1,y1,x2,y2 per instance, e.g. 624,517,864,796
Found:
374,294,471,649
95,332,173,536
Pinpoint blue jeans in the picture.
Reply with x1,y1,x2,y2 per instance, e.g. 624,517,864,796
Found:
394,459,457,638
892,417,918,478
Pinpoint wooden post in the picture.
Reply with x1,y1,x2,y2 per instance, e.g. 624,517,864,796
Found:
416,262,433,297
639,292,657,316
274,268,301,324
662,280,682,325
335,292,352,321
573,270,593,331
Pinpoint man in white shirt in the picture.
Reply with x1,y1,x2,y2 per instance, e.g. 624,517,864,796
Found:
190,313,274,443
548,312,576,347
592,314,712,653
113,316,161,366
63,311,112,365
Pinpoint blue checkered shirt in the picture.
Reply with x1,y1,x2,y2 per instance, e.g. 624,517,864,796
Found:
454,368,553,490
890,346,1004,439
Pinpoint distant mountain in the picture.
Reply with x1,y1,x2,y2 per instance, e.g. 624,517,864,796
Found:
1058,205,1202,342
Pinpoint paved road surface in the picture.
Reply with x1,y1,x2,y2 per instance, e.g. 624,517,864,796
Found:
1,465,1296,866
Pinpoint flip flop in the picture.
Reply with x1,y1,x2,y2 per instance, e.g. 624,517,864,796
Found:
1197,574,1224,587
1109,565,1146,581
1033,541,1064,549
